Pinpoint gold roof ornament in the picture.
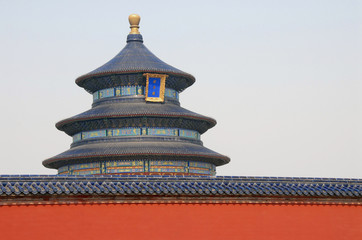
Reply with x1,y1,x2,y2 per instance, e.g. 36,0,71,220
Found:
129,14,141,34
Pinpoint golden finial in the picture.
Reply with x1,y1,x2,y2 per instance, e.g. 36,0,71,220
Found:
129,14,141,34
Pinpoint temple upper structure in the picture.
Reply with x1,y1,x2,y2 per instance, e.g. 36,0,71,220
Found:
43,14,230,176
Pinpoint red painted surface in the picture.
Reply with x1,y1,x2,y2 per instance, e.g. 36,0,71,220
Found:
0,203,361,240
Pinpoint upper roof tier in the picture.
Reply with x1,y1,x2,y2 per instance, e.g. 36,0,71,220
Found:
76,15,195,93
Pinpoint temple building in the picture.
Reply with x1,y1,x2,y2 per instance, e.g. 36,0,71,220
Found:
43,14,229,176
0,14,361,240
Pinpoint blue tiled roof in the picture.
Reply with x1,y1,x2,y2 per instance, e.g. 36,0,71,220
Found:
0,175,361,198
56,101,216,135
75,34,195,89
43,141,230,169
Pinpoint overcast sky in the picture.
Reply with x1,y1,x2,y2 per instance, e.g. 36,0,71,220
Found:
0,0,361,178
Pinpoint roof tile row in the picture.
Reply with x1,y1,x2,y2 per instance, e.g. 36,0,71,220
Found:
0,175,360,198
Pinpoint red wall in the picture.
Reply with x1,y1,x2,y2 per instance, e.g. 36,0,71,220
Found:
0,203,361,240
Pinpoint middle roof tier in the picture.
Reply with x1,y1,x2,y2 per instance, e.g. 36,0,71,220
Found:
57,99,216,136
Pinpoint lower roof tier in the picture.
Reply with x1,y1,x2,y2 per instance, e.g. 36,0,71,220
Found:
43,140,230,169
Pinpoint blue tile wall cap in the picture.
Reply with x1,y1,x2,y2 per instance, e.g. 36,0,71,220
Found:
0,175,361,198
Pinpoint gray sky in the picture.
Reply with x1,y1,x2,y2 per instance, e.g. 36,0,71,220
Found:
0,0,361,178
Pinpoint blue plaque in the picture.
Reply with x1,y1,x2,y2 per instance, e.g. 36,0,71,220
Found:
147,77,161,98
144,73,168,102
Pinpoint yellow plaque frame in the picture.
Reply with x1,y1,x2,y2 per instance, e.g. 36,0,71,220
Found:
143,73,168,102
